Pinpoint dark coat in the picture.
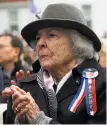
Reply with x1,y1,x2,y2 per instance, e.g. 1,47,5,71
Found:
0,66,4,95
0,66,10,103
5,59,106,124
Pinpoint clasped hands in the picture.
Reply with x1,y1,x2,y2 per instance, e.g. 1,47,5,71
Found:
2,70,40,122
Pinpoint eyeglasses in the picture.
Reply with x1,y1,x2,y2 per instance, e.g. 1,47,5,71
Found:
0,44,12,48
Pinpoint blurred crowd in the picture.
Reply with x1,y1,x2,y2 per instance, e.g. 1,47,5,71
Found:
0,33,37,101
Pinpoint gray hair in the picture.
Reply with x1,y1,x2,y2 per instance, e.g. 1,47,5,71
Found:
66,30,99,61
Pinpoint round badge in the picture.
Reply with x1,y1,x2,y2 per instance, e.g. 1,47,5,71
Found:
82,68,98,78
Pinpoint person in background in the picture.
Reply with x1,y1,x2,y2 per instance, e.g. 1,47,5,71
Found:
21,45,37,71
99,38,106,67
0,66,9,103
0,33,25,82
99,49,106,67
2,3,106,124
0,33,25,123
0,33,24,103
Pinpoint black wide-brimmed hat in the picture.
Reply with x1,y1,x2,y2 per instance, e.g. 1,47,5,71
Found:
21,3,101,52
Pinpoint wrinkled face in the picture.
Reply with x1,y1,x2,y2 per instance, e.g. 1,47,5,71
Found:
0,36,19,64
36,28,74,71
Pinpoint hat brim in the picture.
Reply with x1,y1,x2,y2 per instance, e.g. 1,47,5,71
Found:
21,19,101,52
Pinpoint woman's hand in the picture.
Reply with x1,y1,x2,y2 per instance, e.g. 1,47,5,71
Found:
2,69,31,96
2,70,40,122
16,70,30,81
10,85,40,121
2,83,18,96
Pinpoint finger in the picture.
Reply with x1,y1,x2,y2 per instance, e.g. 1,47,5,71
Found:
12,91,21,100
14,107,19,114
27,92,32,98
12,101,28,113
2,84,18,96
12,91,29,102
27,92,35,103
2,87,13,96
16,108,28,118
16,72,20,80
26,71,31,77
16,70,25,81
12,94,30,109
13,100,30,113
19,70,26,79
10,84,20,93
27,92,36,104
15,101,29,112
11,80,17,85
10,84,26,95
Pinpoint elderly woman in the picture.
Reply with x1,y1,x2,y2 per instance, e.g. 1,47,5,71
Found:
2,3,106,124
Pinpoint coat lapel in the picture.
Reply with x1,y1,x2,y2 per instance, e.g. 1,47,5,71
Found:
56,76,78,102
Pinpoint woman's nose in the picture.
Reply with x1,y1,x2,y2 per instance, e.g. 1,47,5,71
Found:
37,36,47,48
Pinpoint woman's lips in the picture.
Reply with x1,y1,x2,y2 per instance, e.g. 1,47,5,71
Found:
39,55,48,59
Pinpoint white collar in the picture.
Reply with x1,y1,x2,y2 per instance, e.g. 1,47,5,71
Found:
55,69,72,94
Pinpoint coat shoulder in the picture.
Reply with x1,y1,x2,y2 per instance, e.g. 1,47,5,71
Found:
97,66,106,87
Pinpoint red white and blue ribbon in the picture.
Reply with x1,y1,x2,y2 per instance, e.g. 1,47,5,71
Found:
68,77,85,113
68,68,98,116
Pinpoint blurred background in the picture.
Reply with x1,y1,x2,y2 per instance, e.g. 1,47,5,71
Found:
0,0,106,67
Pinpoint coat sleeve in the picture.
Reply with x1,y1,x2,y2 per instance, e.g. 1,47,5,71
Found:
14,111,52,124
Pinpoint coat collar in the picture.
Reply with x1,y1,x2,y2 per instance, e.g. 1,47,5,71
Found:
32,60,41,73
56,75,78,102
56,58,100,102
75,58,100,74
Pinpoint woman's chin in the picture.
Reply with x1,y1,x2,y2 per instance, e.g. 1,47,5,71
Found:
40,61,53,71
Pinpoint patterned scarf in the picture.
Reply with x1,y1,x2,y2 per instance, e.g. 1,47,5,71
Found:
37,69,57,120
